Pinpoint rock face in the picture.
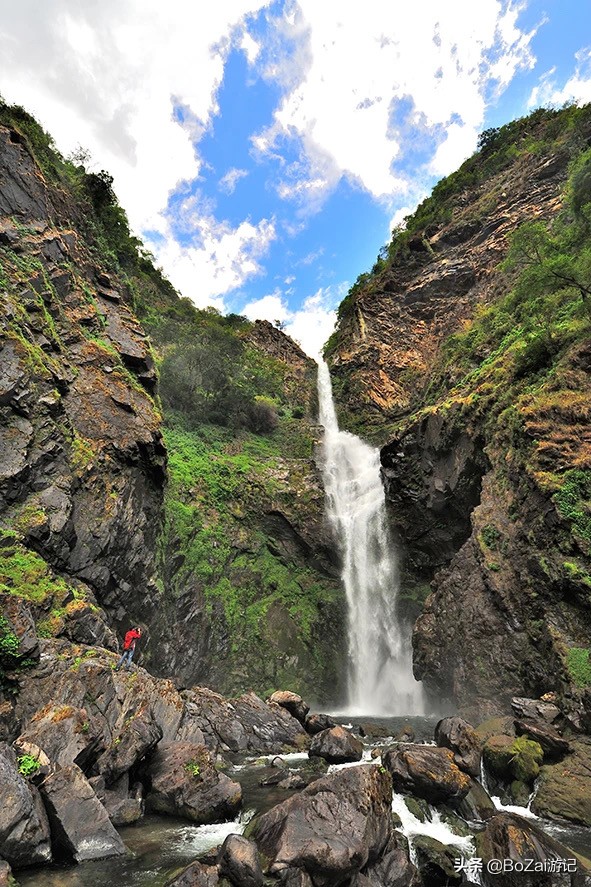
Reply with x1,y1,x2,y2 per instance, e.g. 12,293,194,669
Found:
531,738,591,826
164,860,219,887
309,726,364,764
325,105,591,718
39,763,126,862
0,742,52,868
434,716,481,777
0,106,344,705
217,834,263,887
476,812,585,887
251,765,392,885
268,690,310,726
0,117,165,658
145,741,242,823
382,743,471,804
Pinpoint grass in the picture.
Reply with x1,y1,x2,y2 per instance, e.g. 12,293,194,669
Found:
566,647,591,687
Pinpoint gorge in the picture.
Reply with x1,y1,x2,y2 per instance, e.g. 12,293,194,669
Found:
1,98,591,886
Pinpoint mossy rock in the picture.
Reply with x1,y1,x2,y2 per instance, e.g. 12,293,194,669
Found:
483,734,543,785
510,779,531,806
404,796,432,823
532,739,591,826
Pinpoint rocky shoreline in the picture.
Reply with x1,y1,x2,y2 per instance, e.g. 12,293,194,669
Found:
1,626,591,886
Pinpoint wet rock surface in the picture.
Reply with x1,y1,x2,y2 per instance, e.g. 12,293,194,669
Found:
309,725,363,764
145,741,242,824
435,716,482,777
217,834,263,887
476,812,586,887
164,860,220,887
39,763,126,862
0,742,52,869
251,765,392,885
383,743,471,803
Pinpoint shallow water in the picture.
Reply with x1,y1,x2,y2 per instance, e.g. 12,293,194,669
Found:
17,714,591,885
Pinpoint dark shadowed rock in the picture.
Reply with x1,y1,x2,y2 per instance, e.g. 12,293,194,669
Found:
455,777,496,822
305,713,336,735
103,773,144,825
514,718,571,759
0,742,51,868
251,764,392,886
164,860,219,887
383,743,471,804
532,738,591,826
476,811,585,886
511,697,561,724
268,691,310,726
352,833,421,887
94,699,162,784
146,741,242,824
217,834,263,887
435,716,481,777
279,869,313,887
39,763,126,862
309,725,363,764
413,835,464,886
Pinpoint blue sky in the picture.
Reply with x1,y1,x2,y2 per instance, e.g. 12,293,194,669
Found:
1,0,591,353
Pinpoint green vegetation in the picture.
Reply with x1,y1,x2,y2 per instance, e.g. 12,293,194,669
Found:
566,647,591,687
184,760,201,778
0,529,77,604
0,616,19,658
17,754,41,778
325,103,591,359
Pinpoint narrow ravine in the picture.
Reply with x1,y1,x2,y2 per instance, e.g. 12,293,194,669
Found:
317,359,424,716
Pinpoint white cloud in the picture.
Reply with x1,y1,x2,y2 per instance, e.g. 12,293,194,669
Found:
242,284,343,357
429,122,479,176
154,215,276,309
528,47,591,108
0,0,270,245
252,1,537,208
219,167,249,194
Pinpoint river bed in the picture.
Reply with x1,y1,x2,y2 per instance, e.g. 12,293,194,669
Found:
17,714,591,886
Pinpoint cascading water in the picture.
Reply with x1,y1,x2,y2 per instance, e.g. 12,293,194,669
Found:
317,359,424,716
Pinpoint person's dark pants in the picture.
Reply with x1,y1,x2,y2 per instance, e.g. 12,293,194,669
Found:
115,647,135,670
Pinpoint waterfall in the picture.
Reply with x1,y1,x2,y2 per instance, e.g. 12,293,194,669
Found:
317,359,424,716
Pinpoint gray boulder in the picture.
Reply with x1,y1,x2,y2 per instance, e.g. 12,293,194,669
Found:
217,834,263,887
251,764,392,886
0,742,51,868
309,725,363,764
164,860,219,886
305,713,337,735
434,716,481,777
39,763,126,862
268,691,310,726
16,703,102,771
383,743,471,804
146,741,242,823
476,811,585,886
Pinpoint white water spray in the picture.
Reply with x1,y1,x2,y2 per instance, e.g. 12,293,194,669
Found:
317,359,424,716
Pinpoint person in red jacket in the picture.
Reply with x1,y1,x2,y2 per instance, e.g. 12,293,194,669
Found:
115,627,142,671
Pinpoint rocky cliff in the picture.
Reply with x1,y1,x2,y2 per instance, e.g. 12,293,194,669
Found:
0,101,344,705
327,104,591,718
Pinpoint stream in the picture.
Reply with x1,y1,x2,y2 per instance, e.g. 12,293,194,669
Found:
17,714,591,886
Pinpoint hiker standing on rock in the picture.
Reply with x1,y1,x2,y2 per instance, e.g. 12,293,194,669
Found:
115,626,142,671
